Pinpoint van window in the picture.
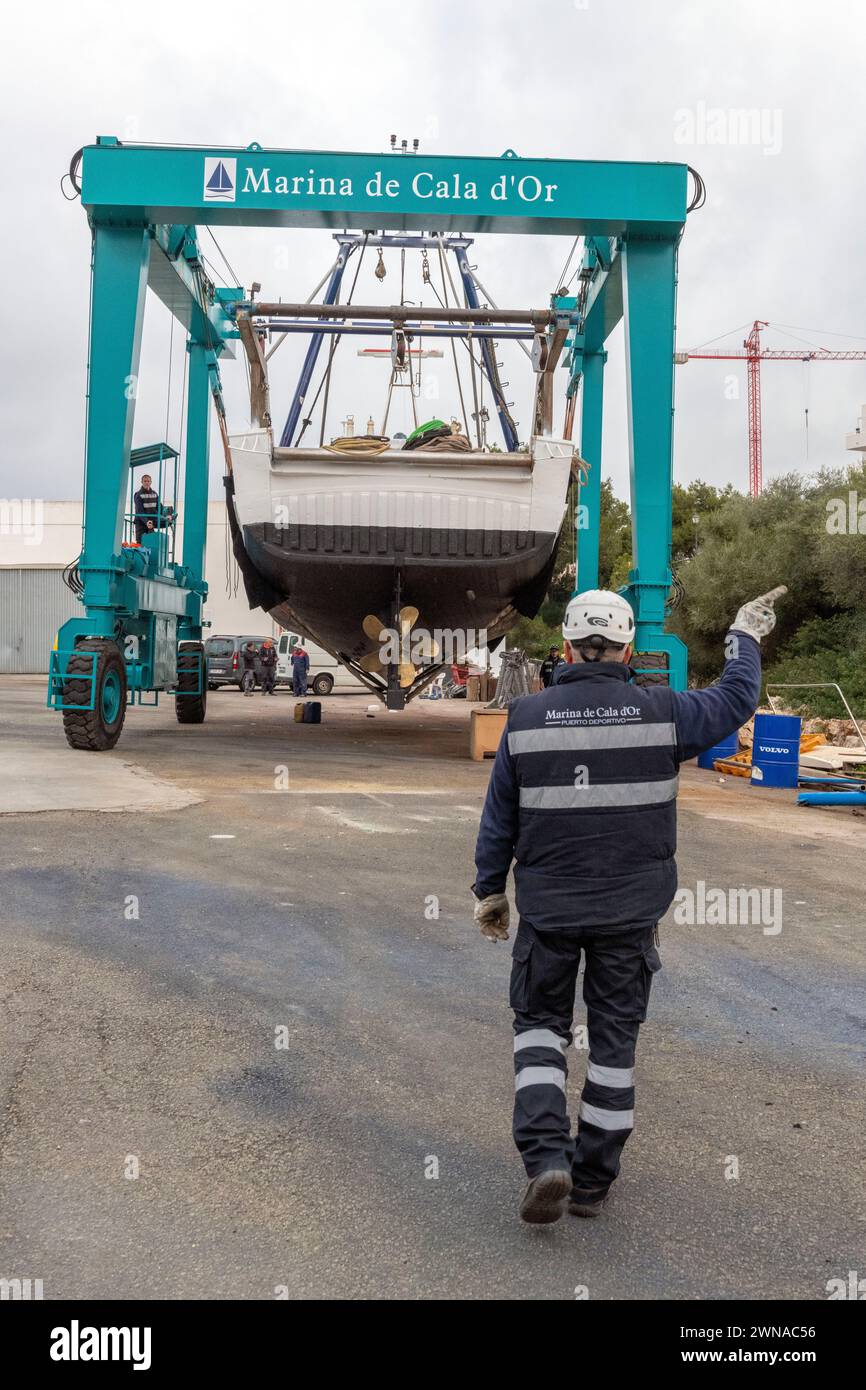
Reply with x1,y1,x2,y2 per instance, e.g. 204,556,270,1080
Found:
278,635,288,654
205,638,234,657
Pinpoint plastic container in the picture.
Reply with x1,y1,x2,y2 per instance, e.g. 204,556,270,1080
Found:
751,714,801,788
302,701,322,724
697,732,739,770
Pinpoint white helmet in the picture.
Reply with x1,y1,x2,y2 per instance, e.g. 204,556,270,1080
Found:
562,589,636,645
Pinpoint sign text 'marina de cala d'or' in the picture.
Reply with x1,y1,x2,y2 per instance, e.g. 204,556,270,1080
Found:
203,156,561,208
83,144,690,234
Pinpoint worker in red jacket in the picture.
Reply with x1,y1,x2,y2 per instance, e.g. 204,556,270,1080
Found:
291,644,310,697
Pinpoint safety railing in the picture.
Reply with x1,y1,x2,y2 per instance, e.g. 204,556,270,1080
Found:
170,650,205,696
123,503,177,568
47,648,96,710
766,681,866,752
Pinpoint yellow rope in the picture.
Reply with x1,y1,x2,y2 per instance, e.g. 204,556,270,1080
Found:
324,435,391,455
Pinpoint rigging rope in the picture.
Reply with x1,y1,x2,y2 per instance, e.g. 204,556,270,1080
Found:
204,226,242,289
265,255,346,362
431,238,471,440
165,314,175,441
554,235,580,293
317,234,369,446
293,238,369,447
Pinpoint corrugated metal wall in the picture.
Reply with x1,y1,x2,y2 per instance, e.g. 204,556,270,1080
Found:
0,569,81,673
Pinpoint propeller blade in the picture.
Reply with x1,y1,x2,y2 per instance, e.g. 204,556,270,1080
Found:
362,613,386,642
398,605,419,634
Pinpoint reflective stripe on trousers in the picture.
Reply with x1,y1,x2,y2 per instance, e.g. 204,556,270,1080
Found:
509,920,660,1184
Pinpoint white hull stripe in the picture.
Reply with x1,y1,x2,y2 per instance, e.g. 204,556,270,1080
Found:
515,1066,567,1093
514,1029,568,1054
579,1101,634,1130
587,1061,635,1088
520,777,679,810
509,723,676,754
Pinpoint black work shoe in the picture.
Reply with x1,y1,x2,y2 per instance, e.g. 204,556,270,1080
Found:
568,1185,610,1218
519,1168,572,1225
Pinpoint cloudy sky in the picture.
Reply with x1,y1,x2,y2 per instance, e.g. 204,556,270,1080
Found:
2,0,865,506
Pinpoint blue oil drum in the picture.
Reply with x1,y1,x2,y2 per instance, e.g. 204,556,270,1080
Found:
697,732,739,769
751,713,801,788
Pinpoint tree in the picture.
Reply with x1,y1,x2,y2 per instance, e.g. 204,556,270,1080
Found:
670,465,866,711
671,480,730,562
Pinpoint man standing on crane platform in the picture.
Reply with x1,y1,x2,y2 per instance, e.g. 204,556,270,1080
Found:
472,586,785,1225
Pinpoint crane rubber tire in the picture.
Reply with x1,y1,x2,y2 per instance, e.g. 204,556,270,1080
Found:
175,642,207,724
61,639,127,751
632,650,670,688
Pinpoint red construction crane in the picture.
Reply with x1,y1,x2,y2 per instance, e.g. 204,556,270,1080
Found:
676,320,866,497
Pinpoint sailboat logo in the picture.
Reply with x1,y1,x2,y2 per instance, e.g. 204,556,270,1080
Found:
203,157,237,203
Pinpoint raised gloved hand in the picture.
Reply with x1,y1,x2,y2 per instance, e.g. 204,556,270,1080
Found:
474,892,510,942
730,586,787,643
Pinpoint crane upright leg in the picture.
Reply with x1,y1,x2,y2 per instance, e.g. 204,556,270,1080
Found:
621,236,687,689
576,345,606,591
180,341,212,641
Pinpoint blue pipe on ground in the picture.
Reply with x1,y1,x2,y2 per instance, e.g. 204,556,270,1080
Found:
798,791,866,806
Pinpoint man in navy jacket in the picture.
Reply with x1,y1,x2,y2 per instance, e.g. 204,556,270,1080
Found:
473,586,784,1225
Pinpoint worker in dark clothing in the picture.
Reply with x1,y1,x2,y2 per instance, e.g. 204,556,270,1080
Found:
241,641,258,696
539,647,562,688
472,585,785,1225
291,644,310,697
259,638,278,695
132,473,173,543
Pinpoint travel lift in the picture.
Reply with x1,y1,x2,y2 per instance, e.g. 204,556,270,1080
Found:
49,138,697,749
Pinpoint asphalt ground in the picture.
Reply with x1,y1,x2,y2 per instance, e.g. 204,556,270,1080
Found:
1,678,864,1299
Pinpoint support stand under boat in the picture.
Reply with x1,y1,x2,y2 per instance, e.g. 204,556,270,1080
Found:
385,573,407,712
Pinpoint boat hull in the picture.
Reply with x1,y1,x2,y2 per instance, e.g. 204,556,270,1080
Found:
227,429,575,668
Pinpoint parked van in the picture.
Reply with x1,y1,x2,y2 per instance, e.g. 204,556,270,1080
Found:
276,631,365,694
204,634,272,690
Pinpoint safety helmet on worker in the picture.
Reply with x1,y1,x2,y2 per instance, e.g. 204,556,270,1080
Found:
562,590,636,645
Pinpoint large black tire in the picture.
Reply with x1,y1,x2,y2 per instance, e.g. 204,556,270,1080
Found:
175,642,207,724
312,672,334,696
62,639,127,751
632,650,670,688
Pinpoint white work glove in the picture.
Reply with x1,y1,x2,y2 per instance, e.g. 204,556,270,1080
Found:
473,892,510,942
730,586,787,643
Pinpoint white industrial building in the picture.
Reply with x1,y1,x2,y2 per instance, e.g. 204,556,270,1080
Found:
0,500,275,673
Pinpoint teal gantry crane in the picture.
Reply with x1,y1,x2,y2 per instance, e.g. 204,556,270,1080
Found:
50,138,697,748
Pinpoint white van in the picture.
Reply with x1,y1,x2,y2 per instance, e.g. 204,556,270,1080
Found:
275,631,366,694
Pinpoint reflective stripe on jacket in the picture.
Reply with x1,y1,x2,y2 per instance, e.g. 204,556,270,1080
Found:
474,634,761,930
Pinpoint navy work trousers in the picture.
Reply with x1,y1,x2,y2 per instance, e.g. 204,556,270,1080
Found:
509,919,661,1189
